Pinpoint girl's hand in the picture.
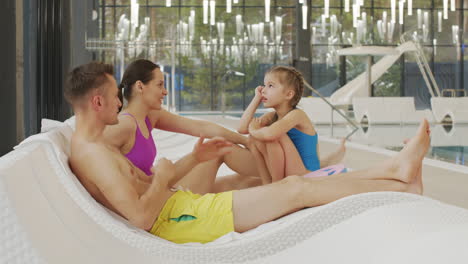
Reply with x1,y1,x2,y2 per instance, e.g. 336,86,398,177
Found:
254,86,264,99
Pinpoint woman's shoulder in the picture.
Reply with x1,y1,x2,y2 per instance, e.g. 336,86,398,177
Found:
148,109,170,124
105,114,137,136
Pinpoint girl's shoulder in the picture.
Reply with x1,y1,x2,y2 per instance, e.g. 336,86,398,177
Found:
287,108,308,119
289,108,316,128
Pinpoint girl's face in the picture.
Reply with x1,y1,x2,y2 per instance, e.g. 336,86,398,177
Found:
141,68,167,110
262,72,293,108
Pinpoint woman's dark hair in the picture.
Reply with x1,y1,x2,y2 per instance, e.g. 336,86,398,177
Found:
118,59,160,102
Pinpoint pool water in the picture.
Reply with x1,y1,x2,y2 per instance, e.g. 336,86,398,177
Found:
314,124,468,167
181,112,468,167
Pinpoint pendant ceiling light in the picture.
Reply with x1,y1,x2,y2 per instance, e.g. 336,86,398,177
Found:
203,0,208,24
265,0,271,22
399,0,404,25
443,0,448,19
302,4,308,29
226,0,232,13
210,0,216,26
324,0,329,18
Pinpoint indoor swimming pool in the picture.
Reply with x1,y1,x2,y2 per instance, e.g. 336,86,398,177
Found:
315,124,467,167
181,112,467,167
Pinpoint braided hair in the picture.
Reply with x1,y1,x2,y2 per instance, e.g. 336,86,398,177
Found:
266,66,304,108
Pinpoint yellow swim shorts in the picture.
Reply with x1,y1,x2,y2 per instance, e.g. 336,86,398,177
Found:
150,190,234,244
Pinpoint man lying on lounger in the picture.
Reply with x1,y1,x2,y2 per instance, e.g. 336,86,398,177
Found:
66,62,429,244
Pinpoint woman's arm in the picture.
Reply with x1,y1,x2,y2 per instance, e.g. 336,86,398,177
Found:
151,109,248,146
238,86,264,134
249,110,304,141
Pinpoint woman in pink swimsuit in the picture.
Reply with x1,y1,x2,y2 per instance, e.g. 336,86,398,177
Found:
104,59,261,192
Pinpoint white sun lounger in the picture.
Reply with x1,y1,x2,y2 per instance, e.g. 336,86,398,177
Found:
431,97,468,124
353,97,434,124
1,119,468,263
298,97,348,124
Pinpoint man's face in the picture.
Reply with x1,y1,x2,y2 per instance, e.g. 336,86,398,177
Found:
99,75,122,125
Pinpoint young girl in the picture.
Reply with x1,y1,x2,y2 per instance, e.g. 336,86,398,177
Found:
238,66,346,184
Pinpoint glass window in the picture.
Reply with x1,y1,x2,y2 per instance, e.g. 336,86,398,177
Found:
95,0,468,112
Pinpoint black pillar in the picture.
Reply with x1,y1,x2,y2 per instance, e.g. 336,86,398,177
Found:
294,1,312,96
0,0,17,155
23,0,98,136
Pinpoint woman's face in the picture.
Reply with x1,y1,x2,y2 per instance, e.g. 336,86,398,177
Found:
142,68,167,110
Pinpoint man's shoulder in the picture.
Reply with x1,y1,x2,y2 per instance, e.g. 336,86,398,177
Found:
71,137,111,163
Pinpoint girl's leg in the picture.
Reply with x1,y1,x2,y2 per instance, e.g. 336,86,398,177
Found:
249,138,273,184
213,174,262,193
175,158,223,194
221,144,259,177
319,138,346,168
176,158,261,194
277,134,308,176
263,140,287,182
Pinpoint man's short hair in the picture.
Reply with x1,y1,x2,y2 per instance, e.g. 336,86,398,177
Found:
64,62,114,105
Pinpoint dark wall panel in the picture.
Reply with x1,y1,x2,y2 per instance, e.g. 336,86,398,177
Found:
0,0,17,155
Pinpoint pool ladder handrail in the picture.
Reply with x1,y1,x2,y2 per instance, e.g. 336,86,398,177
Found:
400,31,441,97
303,80,359,140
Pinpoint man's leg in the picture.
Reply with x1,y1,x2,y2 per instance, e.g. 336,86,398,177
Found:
232,119,429,232
232,176,407,232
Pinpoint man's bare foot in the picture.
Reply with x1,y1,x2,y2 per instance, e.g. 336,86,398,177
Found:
387,119,430,185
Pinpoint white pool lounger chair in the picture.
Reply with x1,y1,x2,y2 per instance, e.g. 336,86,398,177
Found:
298,97,348,125
353,97,435,124
2,120,468,263
431,97,468,124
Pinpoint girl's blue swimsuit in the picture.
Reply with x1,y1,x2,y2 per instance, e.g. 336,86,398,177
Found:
287,128,320,171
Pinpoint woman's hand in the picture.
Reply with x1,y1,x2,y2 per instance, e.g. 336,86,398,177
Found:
192,136,233,163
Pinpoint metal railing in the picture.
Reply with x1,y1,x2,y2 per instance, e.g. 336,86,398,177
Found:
400,30,441,97
303,80,359,140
